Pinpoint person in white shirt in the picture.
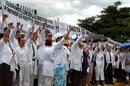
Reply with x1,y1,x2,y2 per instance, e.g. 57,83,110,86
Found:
29,23,46,86
70,33,84,86
117,48,127,82
15,30,34,86
0,27,13,86
95,46,105,86
53,27,72,86
38,26,54,86
104,46,115,85
9,22,22,49
125,48,130,81
38,26,72,86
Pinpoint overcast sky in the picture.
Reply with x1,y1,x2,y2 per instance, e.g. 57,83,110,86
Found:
10,0,130,26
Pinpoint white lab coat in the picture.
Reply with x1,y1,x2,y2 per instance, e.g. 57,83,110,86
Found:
37,29,54,86
53,38,66,67
118,52,126,70
125,52,130,73
15,46,32,86
26,41,39,86
38,46,55,77
104,51,115,68
0,39,12,65
95,51,105,81
70,35,83,71
26,41,39,75
38,45,55,86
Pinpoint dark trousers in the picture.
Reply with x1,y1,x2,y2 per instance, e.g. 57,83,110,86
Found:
70,69,81,86
0,63,13,86
67,71,71,86
118,63,126,81
0,33,3,39
105,63,113,84
114,68,119,81
33,78,38,86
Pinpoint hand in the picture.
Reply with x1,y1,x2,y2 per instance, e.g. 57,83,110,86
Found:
69,25,73,31
69,25,76,31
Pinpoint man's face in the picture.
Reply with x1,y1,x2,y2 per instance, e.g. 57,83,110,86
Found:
46,32,52,42
3,15,8,21
19,38,25,47
4,29,10,38
16,32,21,39
33,33,38,41
107,47,111,52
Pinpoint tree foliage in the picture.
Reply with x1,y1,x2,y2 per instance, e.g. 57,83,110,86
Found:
77,1,130,43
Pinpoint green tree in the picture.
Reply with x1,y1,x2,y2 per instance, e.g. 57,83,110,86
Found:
78,1,130,43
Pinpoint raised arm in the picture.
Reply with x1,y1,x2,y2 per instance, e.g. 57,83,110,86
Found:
38,23,47,47
25,26,33,42
54,26,73,49
9,26,17,42
72,35,83,48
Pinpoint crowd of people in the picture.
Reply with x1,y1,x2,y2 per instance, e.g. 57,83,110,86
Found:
0,14,130,86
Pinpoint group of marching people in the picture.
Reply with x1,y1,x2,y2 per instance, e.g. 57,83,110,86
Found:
0,14,130,86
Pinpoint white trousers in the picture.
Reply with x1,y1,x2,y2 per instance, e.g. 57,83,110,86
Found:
30,60,38,86
95,64,104,81
19,61,31,86
38,76,54,86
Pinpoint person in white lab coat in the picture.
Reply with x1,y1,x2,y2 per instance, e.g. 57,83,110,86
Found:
117,48,127,82
104,46,115,85
0,27,13,86
38,25,55,86
53,27,72,86
70,33,84,86
9,22,22,49
15,34,33,86
38,26,72,86
29,24,45,86
95,47,105,86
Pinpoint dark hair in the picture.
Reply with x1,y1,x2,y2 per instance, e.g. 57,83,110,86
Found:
45,29,51,36
4,27,8,32
16,30,20,34
4,14,8,17
45,31,52,37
